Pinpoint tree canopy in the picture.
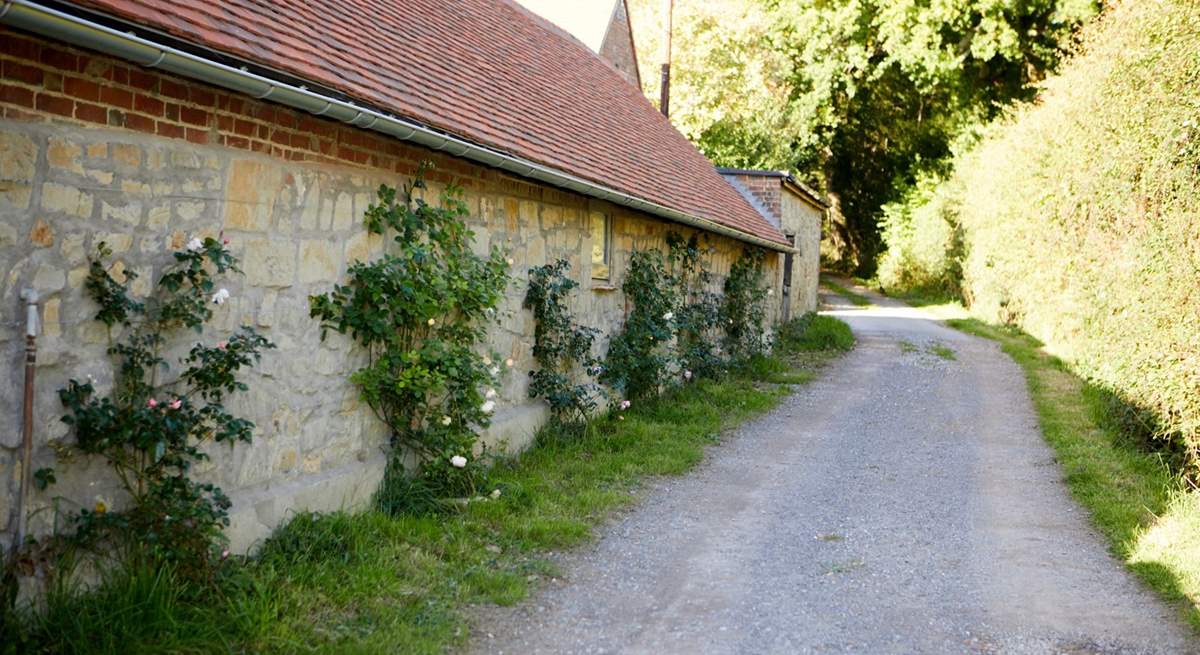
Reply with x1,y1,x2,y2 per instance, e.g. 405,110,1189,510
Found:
629,0,1098,273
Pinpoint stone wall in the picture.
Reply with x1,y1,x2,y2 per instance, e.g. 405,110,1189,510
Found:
0,30,781,553
780,189,823,315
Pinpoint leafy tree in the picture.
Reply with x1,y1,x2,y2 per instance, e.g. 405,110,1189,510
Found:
629,0,1097,274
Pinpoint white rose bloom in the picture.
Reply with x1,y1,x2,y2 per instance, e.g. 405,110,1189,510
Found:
481,400,496,413
505,358,514,368
441,415,452,426
489,366,500,376
490,489,502,499
663,311,674,321
485,388,497,399
186,237,203,252
211,288,230,305
483,355,492,365
450,455,467,468
427,318,436,326
767,289,774,296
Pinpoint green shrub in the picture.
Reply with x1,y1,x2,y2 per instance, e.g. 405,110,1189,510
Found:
666,233,724,379
875,169,965,301
309,168,510,500
776,313,855,353
719,248,770,360
600,249,675,400
524,259,599,424
876,1,1200,471
36,238,273,579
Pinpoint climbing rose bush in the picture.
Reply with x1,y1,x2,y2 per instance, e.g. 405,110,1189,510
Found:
524,259,600,423
49,237,273,578
310,167,510,503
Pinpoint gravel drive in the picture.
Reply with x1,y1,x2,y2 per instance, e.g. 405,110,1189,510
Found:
470,287,1196,654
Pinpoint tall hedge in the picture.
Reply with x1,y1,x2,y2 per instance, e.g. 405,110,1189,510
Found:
879,1,1200,466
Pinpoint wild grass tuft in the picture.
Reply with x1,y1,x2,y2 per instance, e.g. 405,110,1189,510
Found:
820,278,872,307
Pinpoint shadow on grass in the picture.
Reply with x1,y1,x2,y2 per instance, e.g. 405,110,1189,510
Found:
946,317,1200,631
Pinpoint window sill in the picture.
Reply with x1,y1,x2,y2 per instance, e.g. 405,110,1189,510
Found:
590,282,618,292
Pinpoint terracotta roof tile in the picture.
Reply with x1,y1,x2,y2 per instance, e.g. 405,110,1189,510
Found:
68,0,788,246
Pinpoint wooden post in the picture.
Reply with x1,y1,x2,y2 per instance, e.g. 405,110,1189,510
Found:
658,0,673,117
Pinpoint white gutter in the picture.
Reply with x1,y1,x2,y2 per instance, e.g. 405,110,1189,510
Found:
0,0,791,253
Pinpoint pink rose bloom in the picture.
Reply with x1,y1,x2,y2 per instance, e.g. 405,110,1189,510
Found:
169,399,182,410
216,341,228,350
147,398,158,408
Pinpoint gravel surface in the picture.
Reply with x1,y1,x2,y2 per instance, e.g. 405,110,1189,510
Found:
470,288,1196,654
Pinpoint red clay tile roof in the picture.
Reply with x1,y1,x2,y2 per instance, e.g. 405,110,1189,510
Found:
66,0,789,247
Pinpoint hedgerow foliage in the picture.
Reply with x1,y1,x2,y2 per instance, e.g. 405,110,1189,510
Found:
310,170,510,499
49,238,273,577
877,1,1200,469
524,259,599,423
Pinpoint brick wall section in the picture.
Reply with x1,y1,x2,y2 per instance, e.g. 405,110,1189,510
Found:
0,26,491,184
726,173,783,225
0,28,783,553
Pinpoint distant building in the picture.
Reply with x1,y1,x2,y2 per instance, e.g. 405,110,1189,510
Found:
719,169,828,319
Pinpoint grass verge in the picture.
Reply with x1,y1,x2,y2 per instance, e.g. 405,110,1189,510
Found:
946,317,1200,630
819,276,873,307
7,315,853,655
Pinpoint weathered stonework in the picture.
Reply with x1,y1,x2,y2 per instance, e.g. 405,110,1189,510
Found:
0,30,788,554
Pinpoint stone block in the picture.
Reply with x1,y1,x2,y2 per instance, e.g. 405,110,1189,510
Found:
32,264,65,292
224,159,279,232
60,232,85,263
102,200,141,226
0,222,16,249
47,137,83,174
343,230,371,264
85,169,114,185
298,239,338,283
0,182,32,210
0,132,37,182
331,192,353,231
111,143,141,168
42,298,61,337
40,182,93,218
146,204,170,229
299,181,320,230
29,219,53,247
243,238,296,287
176,200,205,221
257,291,276,327
98,232,133,254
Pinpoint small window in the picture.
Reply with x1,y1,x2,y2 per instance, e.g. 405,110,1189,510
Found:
590,211,611,280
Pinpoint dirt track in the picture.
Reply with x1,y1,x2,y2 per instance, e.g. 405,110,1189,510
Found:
471,288,1195,654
